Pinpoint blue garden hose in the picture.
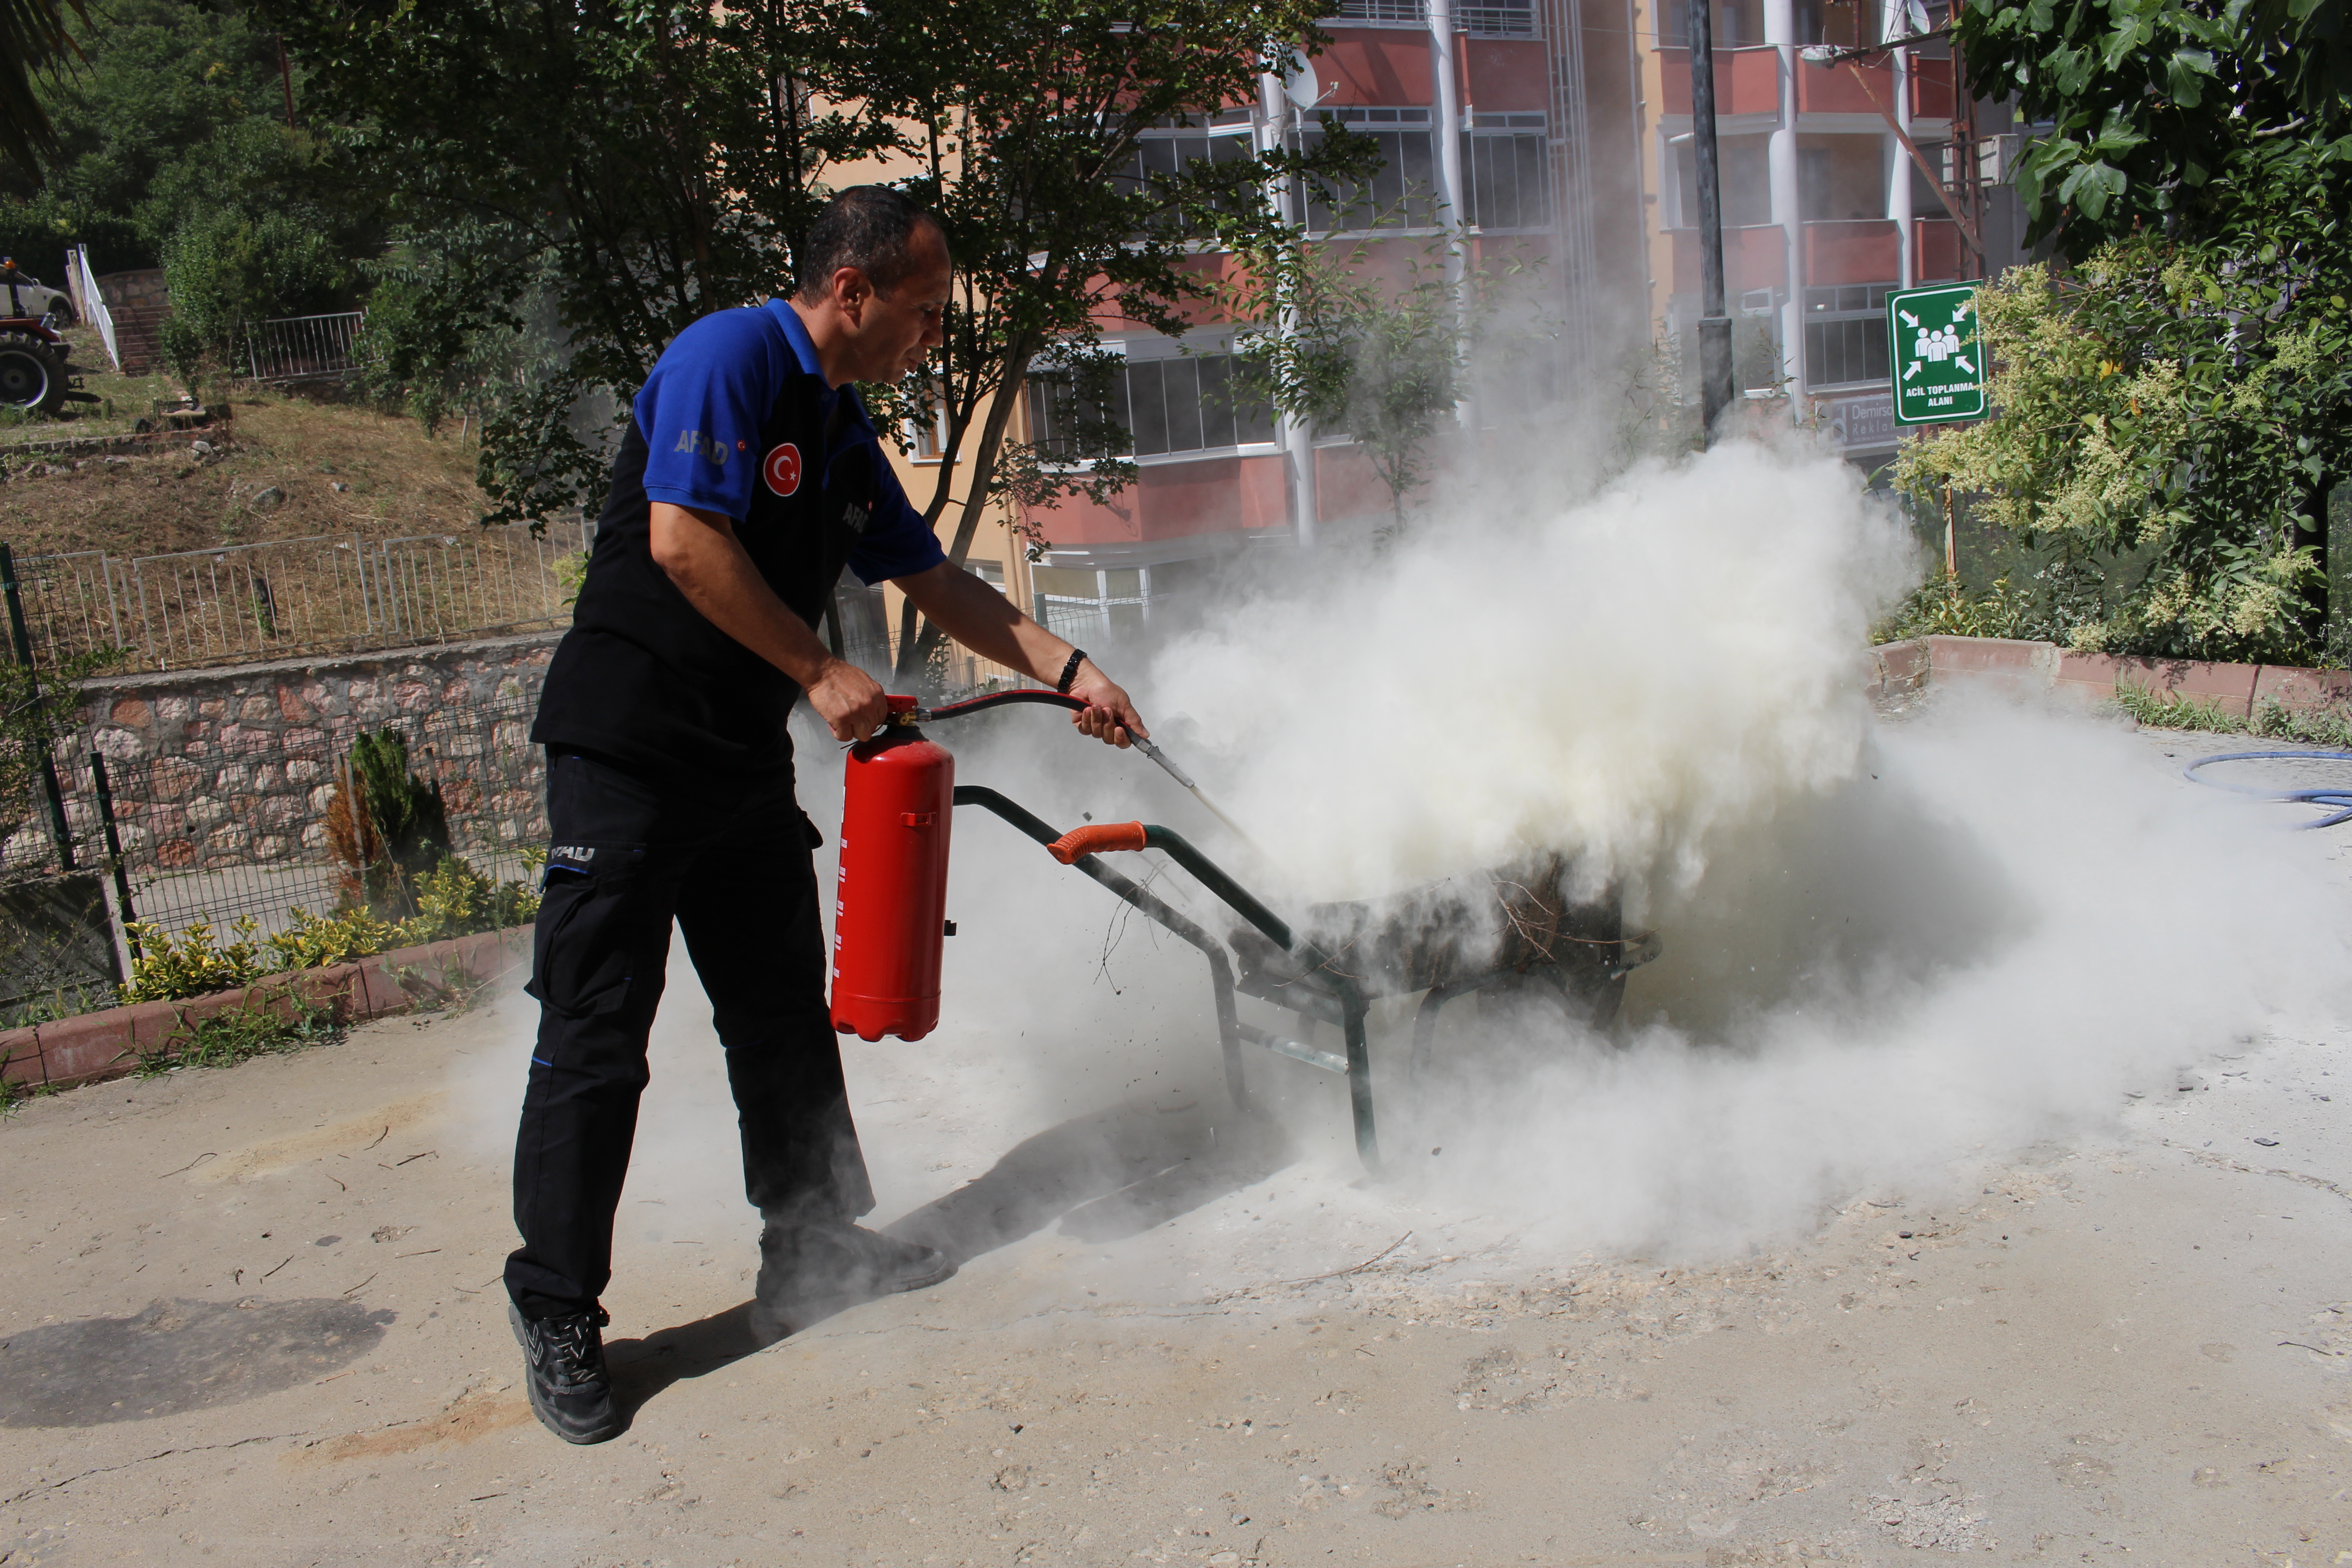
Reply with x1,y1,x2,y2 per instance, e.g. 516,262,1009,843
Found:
2181,750,2352,829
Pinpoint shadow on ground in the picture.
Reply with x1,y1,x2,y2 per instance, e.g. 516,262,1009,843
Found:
0,1298,393,1427
604,1092,1289,1424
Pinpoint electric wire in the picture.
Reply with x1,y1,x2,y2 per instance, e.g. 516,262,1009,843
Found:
2180,749,2352,829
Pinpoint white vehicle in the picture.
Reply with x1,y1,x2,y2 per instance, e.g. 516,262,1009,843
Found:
0,264,73,327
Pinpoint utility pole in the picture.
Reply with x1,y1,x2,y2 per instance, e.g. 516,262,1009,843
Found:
1684,3,1740,442
1686,0,1736,442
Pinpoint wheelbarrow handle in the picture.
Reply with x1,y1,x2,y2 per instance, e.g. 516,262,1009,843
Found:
1047,821,1148,863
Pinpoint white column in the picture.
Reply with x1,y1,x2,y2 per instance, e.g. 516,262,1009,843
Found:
1886,0,1912,285
1764,0,1802,401
1259,69,1319,547
1430,0,1475,431
1430,0,1466,281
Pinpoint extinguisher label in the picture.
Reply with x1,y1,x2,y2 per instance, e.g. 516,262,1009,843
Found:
761,442,804,496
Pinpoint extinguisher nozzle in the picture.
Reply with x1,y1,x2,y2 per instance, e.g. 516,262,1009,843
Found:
1130,735,1196,790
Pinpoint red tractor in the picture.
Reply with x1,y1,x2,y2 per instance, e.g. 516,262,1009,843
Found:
1,258,96,416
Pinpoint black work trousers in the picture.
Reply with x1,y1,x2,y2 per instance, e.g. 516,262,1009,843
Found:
504,751,873,1320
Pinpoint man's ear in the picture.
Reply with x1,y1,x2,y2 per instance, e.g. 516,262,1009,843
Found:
833,266,872,325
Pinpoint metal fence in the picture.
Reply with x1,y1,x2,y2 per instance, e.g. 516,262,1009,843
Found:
1,695,547,947
245,311,368,383
11,520,592,675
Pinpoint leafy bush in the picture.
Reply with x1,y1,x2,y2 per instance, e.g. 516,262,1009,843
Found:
161,204,353,389
265,906,403,971
1876,575,2034,643
401,855,538,943
120,917,274,1003
1897,240,2352,665
121,855,537,1004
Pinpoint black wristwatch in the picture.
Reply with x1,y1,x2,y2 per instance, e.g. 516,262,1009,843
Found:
1056,648,1088,694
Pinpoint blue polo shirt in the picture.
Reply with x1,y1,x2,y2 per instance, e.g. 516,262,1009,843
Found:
631,298,946,585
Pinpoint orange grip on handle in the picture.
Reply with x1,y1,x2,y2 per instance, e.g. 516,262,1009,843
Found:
1047,821,1148,864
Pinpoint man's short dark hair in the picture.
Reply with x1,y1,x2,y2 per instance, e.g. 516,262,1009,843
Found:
796,187,944,302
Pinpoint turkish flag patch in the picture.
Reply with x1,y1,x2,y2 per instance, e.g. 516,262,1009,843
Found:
761,442,803,497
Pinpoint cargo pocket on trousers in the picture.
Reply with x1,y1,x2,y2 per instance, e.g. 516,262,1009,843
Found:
524,842,647,1018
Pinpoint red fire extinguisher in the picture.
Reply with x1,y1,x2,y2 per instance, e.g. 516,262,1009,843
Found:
830,696,955,1043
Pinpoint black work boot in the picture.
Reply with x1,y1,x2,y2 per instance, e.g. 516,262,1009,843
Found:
509,1303,624,1444
751,1219,953,1328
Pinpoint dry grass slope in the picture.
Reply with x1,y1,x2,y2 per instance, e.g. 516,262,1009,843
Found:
0,329,494,560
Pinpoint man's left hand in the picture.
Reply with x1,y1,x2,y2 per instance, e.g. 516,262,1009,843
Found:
1067,662,1146,748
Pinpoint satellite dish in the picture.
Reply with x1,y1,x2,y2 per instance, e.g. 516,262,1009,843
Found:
1283,48,1323,111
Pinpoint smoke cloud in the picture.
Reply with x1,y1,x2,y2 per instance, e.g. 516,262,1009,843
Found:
461,435,2352,1279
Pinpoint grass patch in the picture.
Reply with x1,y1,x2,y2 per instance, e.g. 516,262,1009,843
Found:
135,995,343,1078
2113,681,2352,748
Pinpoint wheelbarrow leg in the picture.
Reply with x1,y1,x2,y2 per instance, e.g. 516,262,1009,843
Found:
1207,946,1248,1111
1340,991,1381,1176
1410,981,1473,1081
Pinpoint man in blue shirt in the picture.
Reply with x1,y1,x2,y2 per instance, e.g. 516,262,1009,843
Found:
511,188,1147,1444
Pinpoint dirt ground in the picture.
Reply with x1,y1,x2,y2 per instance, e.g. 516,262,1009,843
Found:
2,332,488,559
2,723,2350,1568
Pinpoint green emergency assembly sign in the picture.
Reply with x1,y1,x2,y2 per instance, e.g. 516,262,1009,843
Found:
1886,283,1987,426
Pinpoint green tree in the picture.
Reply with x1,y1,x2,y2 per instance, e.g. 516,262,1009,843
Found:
0,0,87,184
1896,240,2352,663
1955,0,2352,256
266,0,902,526
851,0,1364,679
0,0,332,275
157,201,353,397
1220,230,1551,536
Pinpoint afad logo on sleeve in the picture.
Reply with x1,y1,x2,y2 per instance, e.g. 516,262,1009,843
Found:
761,442,804,497
673,429,737,468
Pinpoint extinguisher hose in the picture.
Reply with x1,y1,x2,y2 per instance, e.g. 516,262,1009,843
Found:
911,688,1261,852
915,690,1087,723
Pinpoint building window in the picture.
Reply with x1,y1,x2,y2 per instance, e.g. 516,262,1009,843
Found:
1794,0,1877,46
1656,0,1766,48
1025,364,1127,464
965,559,1004,588
1465,113,1550,231
1292,107,1436,233
1024,352,1279,464
904,378,951,462
1116,111,1258,237
1327,0,1536,35
1798,136,1888,222
1802,283,1895,388
1672,134,1771,228
1029,565,1155,640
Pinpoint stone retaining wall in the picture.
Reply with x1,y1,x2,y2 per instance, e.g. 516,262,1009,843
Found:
67,631,561,870
80,629,560,764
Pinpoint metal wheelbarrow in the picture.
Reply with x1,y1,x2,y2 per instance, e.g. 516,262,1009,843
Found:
950,786,1660,1176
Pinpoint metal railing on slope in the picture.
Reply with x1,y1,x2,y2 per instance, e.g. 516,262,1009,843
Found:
245,311,368,384
10,520,593,674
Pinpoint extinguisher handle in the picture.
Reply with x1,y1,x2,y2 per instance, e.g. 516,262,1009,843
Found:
1047,821,1149,864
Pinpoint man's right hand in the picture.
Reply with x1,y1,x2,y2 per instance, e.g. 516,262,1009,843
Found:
805,657,888,742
